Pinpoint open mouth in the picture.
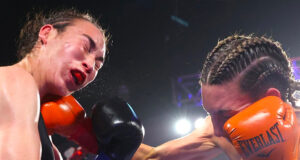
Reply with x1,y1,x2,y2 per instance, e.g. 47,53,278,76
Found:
71,69,86,86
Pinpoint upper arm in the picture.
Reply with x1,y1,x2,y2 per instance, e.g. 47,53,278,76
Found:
0,67,41,159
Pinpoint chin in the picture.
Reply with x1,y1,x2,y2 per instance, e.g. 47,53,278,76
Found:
52,87,71,97
52,81,73,97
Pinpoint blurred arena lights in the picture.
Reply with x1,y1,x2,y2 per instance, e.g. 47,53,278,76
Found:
291,57,300,108
293,90,300,108
194,117,205,129
175,118,192,135
292,57,300,80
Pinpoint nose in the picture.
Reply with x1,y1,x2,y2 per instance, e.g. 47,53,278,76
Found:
82,61,93,74
82,54,97,74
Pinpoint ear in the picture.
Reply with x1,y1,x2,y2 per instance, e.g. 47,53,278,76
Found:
265,88,281,98
38,24,54,45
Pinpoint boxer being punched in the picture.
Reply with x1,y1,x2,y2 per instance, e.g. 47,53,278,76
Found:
0,8,107,159
133,35,300,160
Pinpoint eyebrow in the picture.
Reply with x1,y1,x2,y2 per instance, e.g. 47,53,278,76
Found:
83,34,104,62
83,34,96,50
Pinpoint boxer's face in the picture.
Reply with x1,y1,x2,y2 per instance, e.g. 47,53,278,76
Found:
201,79,252,137
38,19,106,96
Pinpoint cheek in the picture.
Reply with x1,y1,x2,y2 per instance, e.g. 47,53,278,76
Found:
211,116,228,136
87,71,98,84
62,43,85,60
202,102,214,114
202,92,214,113
212,116,224,128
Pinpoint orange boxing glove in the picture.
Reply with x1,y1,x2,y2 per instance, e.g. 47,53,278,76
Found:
223,96,299,160
41,95,98,154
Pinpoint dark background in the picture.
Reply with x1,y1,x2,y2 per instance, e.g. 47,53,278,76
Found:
2,0,300,159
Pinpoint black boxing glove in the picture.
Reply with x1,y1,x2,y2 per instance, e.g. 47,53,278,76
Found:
91,97,145,160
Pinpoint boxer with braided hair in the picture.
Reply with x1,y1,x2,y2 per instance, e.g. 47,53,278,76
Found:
201,35,295,103
133,34,300,160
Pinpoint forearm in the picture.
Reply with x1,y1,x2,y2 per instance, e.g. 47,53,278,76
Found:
133,116,241,160
132,143,154,160
145,137,221,160
210,136,241,160
135,116,224,160
138,128,222,160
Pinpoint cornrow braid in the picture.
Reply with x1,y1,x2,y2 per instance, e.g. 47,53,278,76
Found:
209,37,278,83
201,34,298,105
258,37,291,71
207,37,259,84
201,34,247,83
240,58,290,101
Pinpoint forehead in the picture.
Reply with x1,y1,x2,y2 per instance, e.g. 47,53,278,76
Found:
201,81,251,114
65,19,106,52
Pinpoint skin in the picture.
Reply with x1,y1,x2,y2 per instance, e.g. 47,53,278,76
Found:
0,19,106,160
132,78,284,160
133,79,250,160
18,19,106,98
133,116,241,160
201,78,253,137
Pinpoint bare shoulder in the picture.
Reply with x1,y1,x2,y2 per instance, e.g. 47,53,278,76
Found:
0,66,40,122
0,66,41,159
193,116,214,137
0,66,39,96
0,65,35,79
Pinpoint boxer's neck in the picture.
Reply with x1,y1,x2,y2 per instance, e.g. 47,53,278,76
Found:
15,53,47,99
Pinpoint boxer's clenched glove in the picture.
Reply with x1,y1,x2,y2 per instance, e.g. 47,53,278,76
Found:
224,96,299,160
92,97,145,160
41,95,99,154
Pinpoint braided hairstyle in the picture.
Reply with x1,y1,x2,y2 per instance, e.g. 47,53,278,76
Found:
200,34,300,106
17,8,108,59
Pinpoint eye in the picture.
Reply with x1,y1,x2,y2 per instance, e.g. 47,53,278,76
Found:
82,40,91,52
84,44,90,52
